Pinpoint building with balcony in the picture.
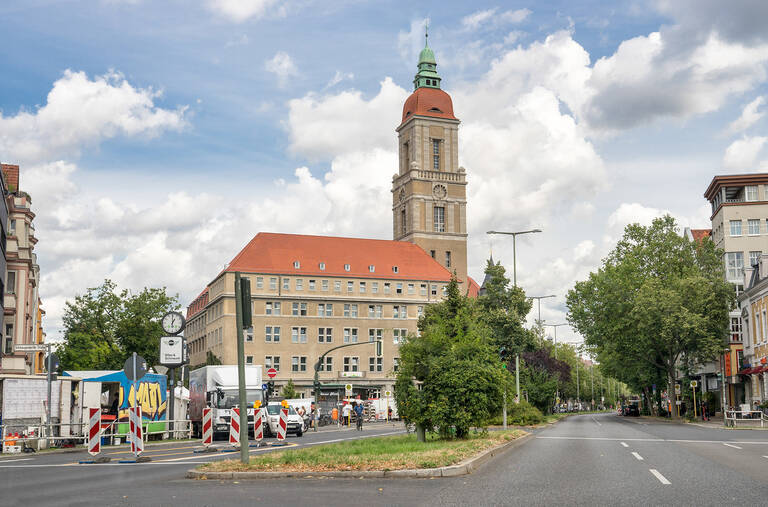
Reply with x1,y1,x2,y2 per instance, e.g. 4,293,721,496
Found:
0,164,43,375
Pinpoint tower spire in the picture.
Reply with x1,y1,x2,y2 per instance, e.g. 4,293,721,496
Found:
413,25,441,90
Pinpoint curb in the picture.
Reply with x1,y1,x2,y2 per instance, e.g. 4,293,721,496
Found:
186,432,534,480
0,439,197,459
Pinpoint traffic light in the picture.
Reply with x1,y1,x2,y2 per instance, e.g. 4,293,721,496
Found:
313,380,321,390
240,277,252,328
376,339,382,357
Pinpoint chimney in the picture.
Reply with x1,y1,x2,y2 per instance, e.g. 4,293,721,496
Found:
1,163,19,193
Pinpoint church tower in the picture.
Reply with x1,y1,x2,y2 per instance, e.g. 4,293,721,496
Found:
392,33,468,289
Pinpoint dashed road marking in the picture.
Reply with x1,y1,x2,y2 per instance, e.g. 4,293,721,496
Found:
631,452,644,461
649,469,670,485
723,443,742,449
591,417,602,426
620,442,628,447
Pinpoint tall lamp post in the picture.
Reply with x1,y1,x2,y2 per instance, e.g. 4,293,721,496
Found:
529,294,556,341
486,228,543,417
544,323,568,359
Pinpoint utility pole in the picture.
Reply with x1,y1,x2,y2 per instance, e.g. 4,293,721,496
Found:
591,363,595,410
234,273,250,464
529,295,556,344
545,324,568,360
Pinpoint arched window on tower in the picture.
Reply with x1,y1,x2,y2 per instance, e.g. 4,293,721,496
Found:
401,208,407,235
432,139,441,170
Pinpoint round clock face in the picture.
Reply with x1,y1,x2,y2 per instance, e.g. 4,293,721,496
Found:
433,184,447,199
161,311,185,335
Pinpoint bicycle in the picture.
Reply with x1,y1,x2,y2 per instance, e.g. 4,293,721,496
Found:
356,413,363,431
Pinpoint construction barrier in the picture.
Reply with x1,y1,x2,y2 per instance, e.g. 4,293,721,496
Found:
129,407,144,456
229,408,240,447
87,408,101,456
202,407,213,447
277,408,288,441
253,408,263,442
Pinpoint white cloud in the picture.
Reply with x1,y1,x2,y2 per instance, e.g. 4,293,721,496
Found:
324,70,354,89
206,0,281,23
504,31,526,45
723,136,768,170
500,8,532,25
462,8,531,31
0,70,187,165
264,51,299,87
728,96,766,134
398,18,429,63
461,9,496,31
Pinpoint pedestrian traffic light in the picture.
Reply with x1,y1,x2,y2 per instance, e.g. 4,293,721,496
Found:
376,339,382,357
240,277,252,328
313,380,321,390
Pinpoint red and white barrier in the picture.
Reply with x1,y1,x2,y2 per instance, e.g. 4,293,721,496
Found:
277,408,288,441
202,407,213,447
129,407,144,456
253,408,264,441
87,408,101,456
229,408,240,447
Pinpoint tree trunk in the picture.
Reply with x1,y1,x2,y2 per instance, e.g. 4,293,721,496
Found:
668,370,678,419
416,424,426,442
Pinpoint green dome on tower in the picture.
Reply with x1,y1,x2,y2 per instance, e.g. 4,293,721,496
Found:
413,26,441,90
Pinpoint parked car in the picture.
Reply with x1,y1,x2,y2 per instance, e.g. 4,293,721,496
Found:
624,401,640,416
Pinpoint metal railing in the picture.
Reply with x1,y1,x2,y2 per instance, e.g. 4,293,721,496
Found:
725,410,768,427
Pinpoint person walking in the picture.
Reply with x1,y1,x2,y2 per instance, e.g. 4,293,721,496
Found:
342,402,352,426
354,402,364,431
331,406,339,427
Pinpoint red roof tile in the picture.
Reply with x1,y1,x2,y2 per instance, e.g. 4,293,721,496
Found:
690,229,712,244
225,232,454,282
401,87,457,125
466,276,480,298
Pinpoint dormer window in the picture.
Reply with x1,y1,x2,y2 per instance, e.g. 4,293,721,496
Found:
369,265,375,273
293,261,300,269
428,107,443,113
344,264,351,271
319,262,326,270
392,266,399,274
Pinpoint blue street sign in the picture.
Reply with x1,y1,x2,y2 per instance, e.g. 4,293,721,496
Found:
262,383,268,391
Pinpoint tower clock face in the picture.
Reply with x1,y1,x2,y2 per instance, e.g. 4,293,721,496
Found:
161,311,185,335
433,184,447,199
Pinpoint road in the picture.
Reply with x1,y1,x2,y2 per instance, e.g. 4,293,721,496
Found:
2,414,768,506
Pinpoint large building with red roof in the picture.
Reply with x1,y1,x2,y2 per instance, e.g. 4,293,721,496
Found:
186,37,473,400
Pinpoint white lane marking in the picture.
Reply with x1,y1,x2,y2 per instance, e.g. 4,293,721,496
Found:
620,442,629,447
591,417,602,426
631,452,644,461
537,436,768,444
649,469,671,485
0,457,34,462
723,443,742,449
763,456,768,459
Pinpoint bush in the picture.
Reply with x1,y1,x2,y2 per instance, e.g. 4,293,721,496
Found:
507,401,545,426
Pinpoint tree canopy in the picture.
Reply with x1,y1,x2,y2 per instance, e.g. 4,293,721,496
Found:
566,216,733,413
57,279,179,371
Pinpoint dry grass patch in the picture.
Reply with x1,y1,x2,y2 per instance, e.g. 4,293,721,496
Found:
200,429,526,473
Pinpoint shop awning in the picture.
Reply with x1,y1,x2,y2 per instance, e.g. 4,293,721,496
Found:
738,365,768,375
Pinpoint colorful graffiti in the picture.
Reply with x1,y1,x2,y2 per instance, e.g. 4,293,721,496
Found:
118,379,168,421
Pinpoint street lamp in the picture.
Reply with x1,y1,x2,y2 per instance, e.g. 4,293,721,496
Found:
544,323,568,359
529,294,556,340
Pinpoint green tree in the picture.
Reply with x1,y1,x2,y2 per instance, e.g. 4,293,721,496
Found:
566,216,734,416
395,278,506,440
57,279,179,370
477,259,536,360
281,379,299,399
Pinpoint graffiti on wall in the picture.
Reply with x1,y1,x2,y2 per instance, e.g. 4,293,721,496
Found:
118,378,167,421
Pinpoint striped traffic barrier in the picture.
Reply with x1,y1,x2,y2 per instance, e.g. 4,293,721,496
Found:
202,407,213,447
129,406,144,456
229,408,240,447
277,407,288,441
252,408,264,445
78,408,112,464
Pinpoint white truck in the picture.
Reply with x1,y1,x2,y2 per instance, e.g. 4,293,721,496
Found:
189,366,265,439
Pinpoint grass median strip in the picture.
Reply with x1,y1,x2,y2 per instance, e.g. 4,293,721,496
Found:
199,430,527,473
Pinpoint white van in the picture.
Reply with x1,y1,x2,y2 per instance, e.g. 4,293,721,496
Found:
265,402,304,437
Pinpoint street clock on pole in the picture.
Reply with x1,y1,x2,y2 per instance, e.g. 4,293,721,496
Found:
161,311,186,335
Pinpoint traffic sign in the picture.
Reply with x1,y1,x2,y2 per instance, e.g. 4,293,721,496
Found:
44,353,60,373
159,336,184,367
262,383,268,391
674,383,681,395
267,368,277,379
690,380,698,388
14,343,46,352
384,390,391,397
124,354,147,382
345,384,353,396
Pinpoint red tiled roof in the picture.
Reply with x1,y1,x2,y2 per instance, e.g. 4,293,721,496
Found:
401,87,457,125
466,276,480,298
225,232,454,282
690,229,711,243
186,287,209,319
1,163,19,191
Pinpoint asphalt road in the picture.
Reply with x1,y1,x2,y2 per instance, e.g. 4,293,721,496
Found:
3,414,768,506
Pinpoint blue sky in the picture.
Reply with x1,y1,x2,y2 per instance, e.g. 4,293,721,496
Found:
1,0,767,344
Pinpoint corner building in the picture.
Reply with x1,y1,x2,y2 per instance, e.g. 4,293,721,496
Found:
186,41,475,399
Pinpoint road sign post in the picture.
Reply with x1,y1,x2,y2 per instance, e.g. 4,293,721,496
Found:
234,272,250,464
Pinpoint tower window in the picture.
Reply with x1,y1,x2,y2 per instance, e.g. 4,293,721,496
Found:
434,206,445,232
446,251,451,268
401,209,406,235
403,141,409,171
430,250,435,258
432,139,440,170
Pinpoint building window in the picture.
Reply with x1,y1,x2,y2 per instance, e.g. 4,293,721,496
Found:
368,328,382,342
265,356,280,371
344,264,351,271
344,328,358,343
292,327,308,343
6,271,15,294
269,277,277,290
392,266,399,274
319,262,326,270
384,282,391,294
343,304,357,318
417,305,424,316
8,219,15,235
347,281,354,293
294,261,301,269
321,356,333,372
396,283,403,294
256,277,263,289
245,327,253,342
334,281,341,292
372,282,378,294
322,280,329,291
343,356,359,372
730,220,742,236
404,141,410,171
246,355,254,365
401,208,407,235
369,357,383,372
360,282,366,293
393,358,400,372
420,284,427,296
731,317,742,342
746,185,759,201
430,250,435,258
432,139,440,170
283,278,290,290
292,356,307,372
266,326,280,342
407,283,415,295
446,251,451,268
750,251,762,267
296,279,303,291
318,303,333,317
369,265,375,273
292,302,307,316
394,328,408,344
434,206,445,232
309,279,316,290
749,219,761,235
431,284,438,296
725,252,744,281
318,328,332,343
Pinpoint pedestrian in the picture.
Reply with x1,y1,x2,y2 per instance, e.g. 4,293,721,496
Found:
354,401,364,430
701,400,708,421
331,406,338,426
388,406,393,421
342,402,352,426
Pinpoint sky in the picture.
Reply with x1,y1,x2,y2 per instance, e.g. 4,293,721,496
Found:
1,0,767,346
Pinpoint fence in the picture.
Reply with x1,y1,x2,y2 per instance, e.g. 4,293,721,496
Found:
1,419,193,453
725,410,768,428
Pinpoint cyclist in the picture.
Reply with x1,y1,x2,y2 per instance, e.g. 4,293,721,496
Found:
354,402,364,431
